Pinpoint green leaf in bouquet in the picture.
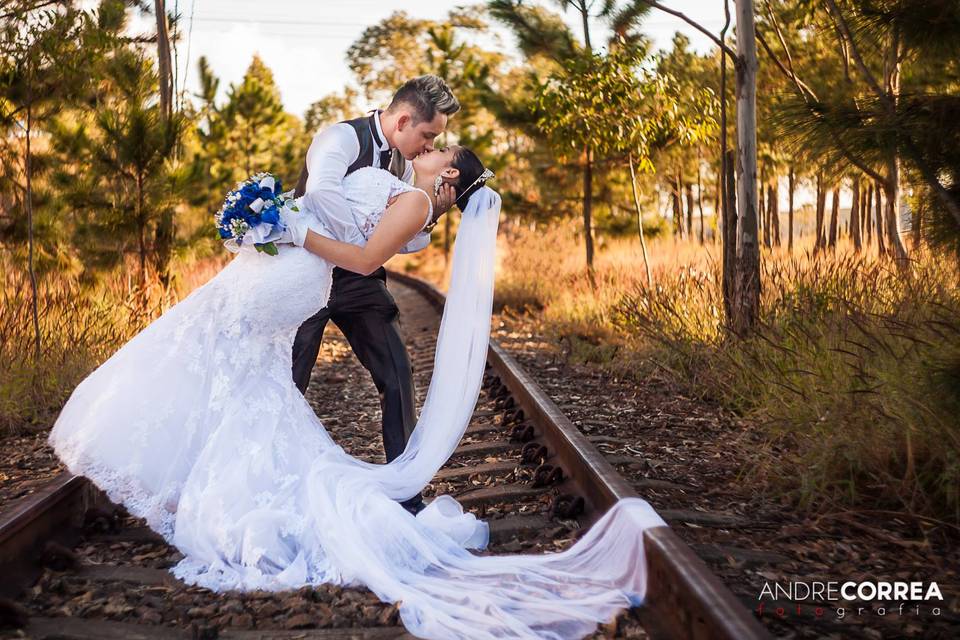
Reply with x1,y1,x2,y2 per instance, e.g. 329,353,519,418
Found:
257,242,279,256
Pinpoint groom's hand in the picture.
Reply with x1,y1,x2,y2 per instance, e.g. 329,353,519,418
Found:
435,183,456,216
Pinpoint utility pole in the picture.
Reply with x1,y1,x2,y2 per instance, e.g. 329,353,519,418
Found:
155,0,173,121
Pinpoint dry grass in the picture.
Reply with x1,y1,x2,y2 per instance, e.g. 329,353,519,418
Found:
0,253,226,434
408,222,960,523
6,221,958,522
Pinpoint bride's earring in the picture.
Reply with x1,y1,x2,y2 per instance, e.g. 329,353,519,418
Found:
433,175,443,196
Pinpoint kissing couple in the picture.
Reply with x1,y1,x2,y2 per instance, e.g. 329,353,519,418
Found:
50,75,664,639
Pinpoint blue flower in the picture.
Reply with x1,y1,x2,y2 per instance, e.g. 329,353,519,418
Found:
261,206,279,225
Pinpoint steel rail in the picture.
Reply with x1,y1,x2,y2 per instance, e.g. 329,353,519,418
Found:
387,269,770,640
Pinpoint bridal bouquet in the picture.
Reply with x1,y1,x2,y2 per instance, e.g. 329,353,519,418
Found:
215,172,298,255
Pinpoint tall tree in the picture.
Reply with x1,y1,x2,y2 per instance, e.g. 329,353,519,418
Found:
850,174,862,251
304,88,359,134
153,0,172,121
828,184,839,249
490,0,655,271
762,0,960,261
152,0,176,284
732,0,760,333
221,56,287,177
0,1,93,356
51,46,184,286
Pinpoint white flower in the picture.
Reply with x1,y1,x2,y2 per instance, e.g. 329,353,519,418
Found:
258,175,275,192
229,218,250,239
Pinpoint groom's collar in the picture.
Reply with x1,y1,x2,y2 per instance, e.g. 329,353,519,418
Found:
370,110,389,152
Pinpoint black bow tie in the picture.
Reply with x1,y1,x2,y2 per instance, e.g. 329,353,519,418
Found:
379,149,392,171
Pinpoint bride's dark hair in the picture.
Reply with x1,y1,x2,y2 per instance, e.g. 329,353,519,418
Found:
450,147,487,210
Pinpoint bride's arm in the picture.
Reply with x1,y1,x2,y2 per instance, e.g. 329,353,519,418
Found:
301,191,429,276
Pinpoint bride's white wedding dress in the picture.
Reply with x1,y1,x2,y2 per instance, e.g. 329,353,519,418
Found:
49,167,666,639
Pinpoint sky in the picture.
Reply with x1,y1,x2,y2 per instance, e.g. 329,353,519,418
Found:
122,1,727,119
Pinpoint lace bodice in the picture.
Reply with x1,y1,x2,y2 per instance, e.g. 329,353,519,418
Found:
303,167,433,247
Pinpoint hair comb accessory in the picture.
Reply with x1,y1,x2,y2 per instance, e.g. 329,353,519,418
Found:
454,168,495,205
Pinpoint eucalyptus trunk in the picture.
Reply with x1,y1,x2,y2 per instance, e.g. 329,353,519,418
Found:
828,186,839,249
881,26,908,262
722,149,737,327
136,172,147,287
760,168,769,249
884,159,908,262
696,160,706,244
770,182,780,247
582,145,594,271
26,104,40,360
787,166,795,251
628,153,652,288
732,0,760,334
154,0,173,121
851,175,862,251
815,172,826,253
671,172,683,239
875,181,886,255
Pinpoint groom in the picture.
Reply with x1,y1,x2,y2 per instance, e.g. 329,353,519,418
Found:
291,75,460,515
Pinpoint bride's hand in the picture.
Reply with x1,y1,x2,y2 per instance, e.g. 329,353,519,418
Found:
434,183,456,215
279,205,309,247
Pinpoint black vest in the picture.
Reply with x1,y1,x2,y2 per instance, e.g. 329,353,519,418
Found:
293,113,404,197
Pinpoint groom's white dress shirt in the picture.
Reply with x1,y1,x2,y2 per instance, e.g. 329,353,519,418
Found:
300,113,430,254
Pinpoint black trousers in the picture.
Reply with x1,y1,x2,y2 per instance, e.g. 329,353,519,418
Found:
291,266,422,507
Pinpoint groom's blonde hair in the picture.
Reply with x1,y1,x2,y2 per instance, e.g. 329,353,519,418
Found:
386,75,460,124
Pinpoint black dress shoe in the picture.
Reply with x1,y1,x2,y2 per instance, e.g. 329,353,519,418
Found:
403,500,427,516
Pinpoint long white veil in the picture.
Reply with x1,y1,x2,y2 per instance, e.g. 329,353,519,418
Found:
301,186,667,639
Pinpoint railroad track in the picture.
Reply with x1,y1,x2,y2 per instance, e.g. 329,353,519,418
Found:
0,274,769,640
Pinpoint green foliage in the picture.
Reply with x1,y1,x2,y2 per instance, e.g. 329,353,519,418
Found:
188,54,306,216
614,250,960,521
219,56,294,178
764,0,960,254
44,43,186,284
304,87,359,134
536,42,717,163
0,2,98,269
487,0,578,62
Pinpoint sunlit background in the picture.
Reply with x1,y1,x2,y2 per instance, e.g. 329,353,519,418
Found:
113,0,724,115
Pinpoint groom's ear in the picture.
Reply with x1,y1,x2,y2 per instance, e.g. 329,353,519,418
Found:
396,112,411,131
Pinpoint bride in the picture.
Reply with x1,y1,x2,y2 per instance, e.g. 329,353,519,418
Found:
49,144,665,640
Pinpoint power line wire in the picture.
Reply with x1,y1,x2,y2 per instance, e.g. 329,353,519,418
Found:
189,16,369,27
